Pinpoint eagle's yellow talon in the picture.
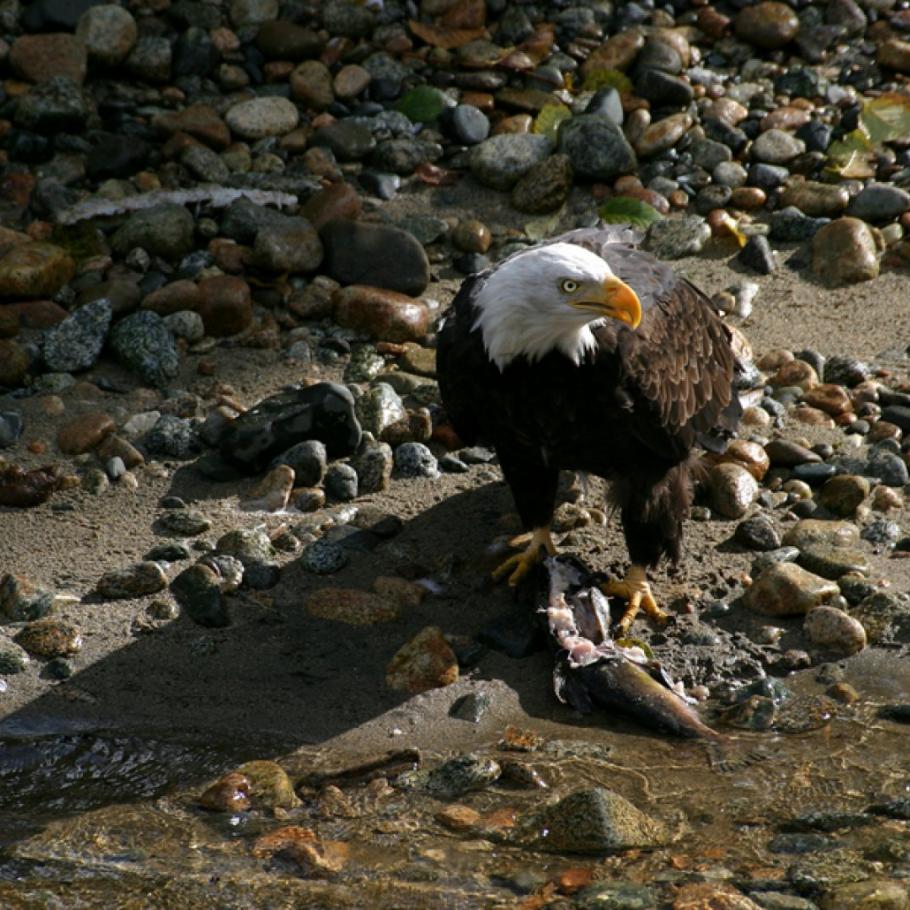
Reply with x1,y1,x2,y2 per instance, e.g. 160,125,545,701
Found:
601,565,668,632
492,526,556,586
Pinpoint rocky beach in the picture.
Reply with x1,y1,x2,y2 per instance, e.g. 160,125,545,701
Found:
2,0,910,906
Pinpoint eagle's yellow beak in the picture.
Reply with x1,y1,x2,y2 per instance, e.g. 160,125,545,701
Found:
573,277,642,329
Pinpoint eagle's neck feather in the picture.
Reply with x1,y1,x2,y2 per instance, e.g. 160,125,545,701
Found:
477,311,599,370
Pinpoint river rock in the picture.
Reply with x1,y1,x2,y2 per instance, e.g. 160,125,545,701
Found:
351,436,393,494
321,220,430,297
57,412,114,455
333,286,429,343
109,310,179,387
111,205,195,262
76,5,138,65
171,563,229,627
225,96,299,139
558,115,636,180
708,463,758,519
846,183,910,223
511,153,574,214
253,218,323,273
307,587,400,625
221,383,361,472
643,216,711,259
878,39,910,73
519,787,668,853
735,1,800,49
819,879,910,910
145,415,200,459
394,442,439,479
783,519,860,550
234,760,300,810
744,562,840,616
242,465,295,511
196,276,252,337
0,573,56,622
97,562,168,599
811,219,880,285
386,626,458,693
735,515,781,551
290,60,334,109
798,544,870,579
805,606,867,654
817,475,869,517
9,33,88,84
780,181,850,217
752,129,805,164
158,509,212,537
470,133,552,190
42,299,110,373
14,619,82,658
765,439,821,467
0,242,75,298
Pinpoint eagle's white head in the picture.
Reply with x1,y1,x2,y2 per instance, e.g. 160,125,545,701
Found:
471,242,642,371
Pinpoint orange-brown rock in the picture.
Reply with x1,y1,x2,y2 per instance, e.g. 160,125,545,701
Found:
57,412,115,455
196,276,252,337
333,285,429,343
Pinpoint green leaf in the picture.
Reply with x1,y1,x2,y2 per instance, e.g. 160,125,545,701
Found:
580,67,632,94
826,128,875,178
532,102,572,143
395,85,447,124
598,196,663,230
861,92,910,145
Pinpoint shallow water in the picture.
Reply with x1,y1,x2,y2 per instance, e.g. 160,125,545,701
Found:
1,650,909,908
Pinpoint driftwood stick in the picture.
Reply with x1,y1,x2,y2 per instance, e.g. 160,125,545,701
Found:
55,187,298,225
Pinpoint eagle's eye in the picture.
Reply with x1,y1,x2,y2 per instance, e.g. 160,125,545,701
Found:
560,279,579,293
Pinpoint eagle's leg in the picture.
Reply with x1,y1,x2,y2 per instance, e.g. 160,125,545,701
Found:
492,454,559,586
601,565,668,634
604,462,691,632
492,527,557,586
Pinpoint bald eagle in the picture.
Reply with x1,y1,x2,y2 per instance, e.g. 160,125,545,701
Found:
436,227,741,632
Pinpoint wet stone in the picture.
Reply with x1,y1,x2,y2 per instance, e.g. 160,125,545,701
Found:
574,882,659,910
744,562,840,616
146,542,191,562
735,515,781,551
158,509,212,537
300,539,348,575
804,606,867,655
198,772,250,812
812,218,880,286
424,754,501,798
170,563,229,628
0,242,75,299
783,519,860,550
708,463,759,519
819,880,909,910
780,181,850,218
798,544,870,580
450,692,491,723
817,475,869,517
310,120,375,162
519,787,668,854
386,625,459,693
735,1,800,48
97,562,167,599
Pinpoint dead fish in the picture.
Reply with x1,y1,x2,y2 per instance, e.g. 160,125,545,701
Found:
539,557,718,739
